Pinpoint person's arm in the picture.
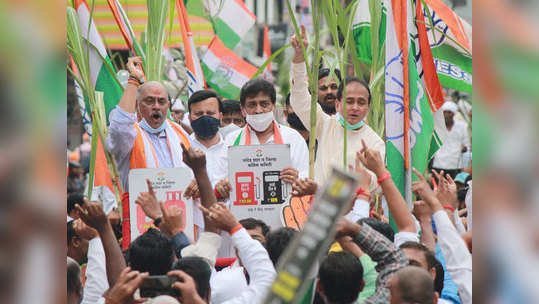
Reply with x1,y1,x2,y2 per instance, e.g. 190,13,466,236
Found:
73,220,109,304
118,57,143,114
289,26,328,136
357,140,416,233
412,169,472,304
205,203,276,304
76,202,127,288
336,218,408,304
289,130,310,179
412,201,436,251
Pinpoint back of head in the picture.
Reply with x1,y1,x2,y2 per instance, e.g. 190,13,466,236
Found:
336,76,371,103
67,193,84,215
222,99,241,115
67,220,77,245
319,251,364,304
394,266,435,304
357,218,394,242
67,257,81,300
265,227,298,266
128,228,173,275
239,217,270,236
150,295,180,304
239,78,276,106
188,90,223,113
172,256,212,299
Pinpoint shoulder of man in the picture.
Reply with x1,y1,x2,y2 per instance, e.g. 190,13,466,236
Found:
361,124,384,143
224,127,244,146
278,124,306,143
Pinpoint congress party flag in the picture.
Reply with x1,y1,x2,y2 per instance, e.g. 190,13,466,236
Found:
209,0,256,49
201,36,258,99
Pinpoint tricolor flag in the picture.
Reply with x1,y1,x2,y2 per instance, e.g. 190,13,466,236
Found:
201,36,258,99
352,0,387,64
176,0,205,95
106,0,145,58
384,0,438,218
209,0,256,49
423,0,472,93
262,26,273,82
73,0,123,213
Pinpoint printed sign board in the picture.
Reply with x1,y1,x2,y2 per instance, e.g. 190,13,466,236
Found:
228,144,292,228
128,168,194,242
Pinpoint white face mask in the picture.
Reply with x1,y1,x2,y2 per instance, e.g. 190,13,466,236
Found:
246,111,274,132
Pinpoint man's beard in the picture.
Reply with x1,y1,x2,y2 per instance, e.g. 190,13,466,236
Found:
319,100,336,115
319,93,337,115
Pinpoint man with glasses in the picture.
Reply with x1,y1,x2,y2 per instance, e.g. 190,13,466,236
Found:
107,56,192,193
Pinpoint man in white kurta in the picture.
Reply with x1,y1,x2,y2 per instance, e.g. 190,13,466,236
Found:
289,34,384,191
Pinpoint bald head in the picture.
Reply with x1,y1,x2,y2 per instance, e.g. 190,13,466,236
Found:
137,81,170,129
390,266,437,304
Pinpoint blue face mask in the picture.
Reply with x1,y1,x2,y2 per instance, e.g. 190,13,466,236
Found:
191,115,221,139
336,112,365,130
139,118,168,134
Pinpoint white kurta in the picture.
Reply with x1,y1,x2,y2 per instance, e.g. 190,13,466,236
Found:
432,120,470,169
290,62,385,191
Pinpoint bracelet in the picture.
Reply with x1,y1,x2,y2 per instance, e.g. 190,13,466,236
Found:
377,171,391,185
228,223,243,235
127,79,140,88
153,217,163,227
443,206,456,213
355,187,370,198
214,187,223,199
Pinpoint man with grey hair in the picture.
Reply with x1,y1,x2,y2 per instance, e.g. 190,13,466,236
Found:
67,257,82,304
390,266,438,304
107,57,193,193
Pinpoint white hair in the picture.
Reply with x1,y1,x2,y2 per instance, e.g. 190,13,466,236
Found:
145,295,180,304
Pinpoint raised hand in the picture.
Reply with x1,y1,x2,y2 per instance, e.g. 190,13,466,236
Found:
335,217,361,239
72,218,98,240
103,267,149,304
291,178,318,197
349,152,372,194
283,195,312,230
199,202,239,232
431,170,458,208
412,168,442,212
183,179,200,199
126,56,144,81
181,143,206,172
413,200,433,221
135,179,162,220
75,201,109,233
159,202,184,238
290,24,309,63
215,178,232,199
357,139,386,176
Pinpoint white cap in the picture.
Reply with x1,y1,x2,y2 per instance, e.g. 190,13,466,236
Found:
171,99,185,112
440,101,458,114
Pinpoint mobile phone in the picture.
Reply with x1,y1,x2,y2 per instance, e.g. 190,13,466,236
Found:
139,275,180,298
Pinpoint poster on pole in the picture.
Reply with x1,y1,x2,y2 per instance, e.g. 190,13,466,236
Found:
128,167,194,242
228,144,292,229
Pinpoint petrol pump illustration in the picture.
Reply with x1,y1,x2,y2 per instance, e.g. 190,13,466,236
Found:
234,171,258,205
262,171,284,205
137,190,186,233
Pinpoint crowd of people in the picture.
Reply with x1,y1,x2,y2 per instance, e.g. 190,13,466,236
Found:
67,30,472,304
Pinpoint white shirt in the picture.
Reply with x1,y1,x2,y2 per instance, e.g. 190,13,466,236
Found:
432,210,472,304
224,123,309,179
81,238,108,304
212,228,276,304
432,120,470,169
106,106,192,191
290,63,385,192
189,133,229,186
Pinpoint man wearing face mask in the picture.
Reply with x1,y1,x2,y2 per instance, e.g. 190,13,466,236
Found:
223,78,309,186
106,56,192,194
289,26,384,192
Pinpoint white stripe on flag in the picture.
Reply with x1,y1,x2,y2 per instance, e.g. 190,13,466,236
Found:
203,50,251,88
219,0,255,38
76,4,107,87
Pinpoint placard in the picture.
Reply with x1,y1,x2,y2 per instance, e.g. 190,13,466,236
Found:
228,144,292,229
128,168,194,242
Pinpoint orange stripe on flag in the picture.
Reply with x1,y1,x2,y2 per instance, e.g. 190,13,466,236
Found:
93,137,116,195
208,36,259,77
424,0,471,52
235,0,256,20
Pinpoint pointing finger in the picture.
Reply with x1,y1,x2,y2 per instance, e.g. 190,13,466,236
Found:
412,167,425,181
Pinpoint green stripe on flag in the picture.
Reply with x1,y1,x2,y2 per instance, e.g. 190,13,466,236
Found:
95,60,123,118
201,62,241,99
213,18,241,50
432,44,472,93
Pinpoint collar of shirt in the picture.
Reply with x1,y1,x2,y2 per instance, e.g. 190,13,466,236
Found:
190,133,225,151
246,124,277,144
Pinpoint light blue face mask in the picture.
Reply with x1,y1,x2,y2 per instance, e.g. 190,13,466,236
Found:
336,112,365,130
139,118,168,134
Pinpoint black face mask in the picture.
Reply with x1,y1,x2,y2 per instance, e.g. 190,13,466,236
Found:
319,101,336,115
287,112,307,131
191,115,220,139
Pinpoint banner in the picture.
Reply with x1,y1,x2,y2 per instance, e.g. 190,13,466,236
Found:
128,168,195,241
228,144,292,229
